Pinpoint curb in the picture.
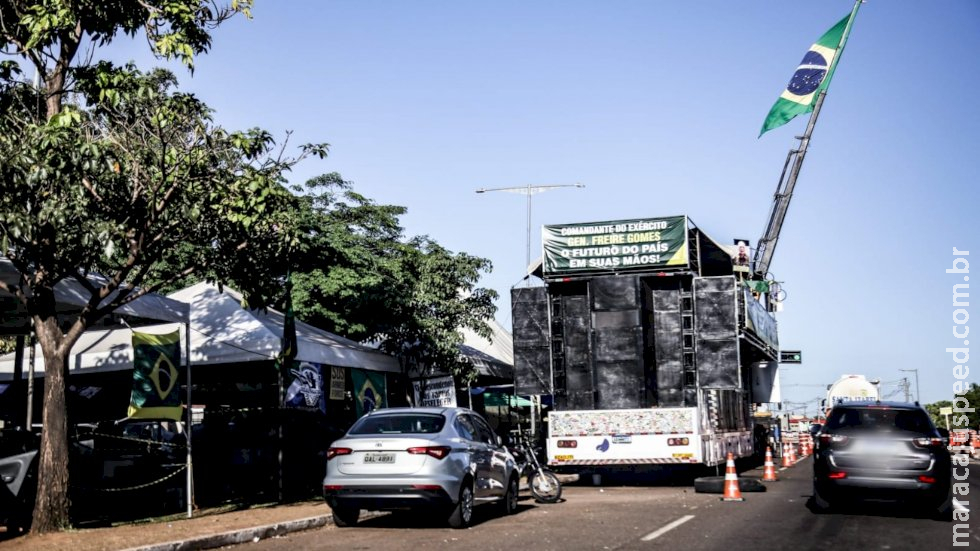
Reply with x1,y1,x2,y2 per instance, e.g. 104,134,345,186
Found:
121,514,331,551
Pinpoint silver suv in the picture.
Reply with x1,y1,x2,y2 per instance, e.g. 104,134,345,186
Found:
322,407,520,528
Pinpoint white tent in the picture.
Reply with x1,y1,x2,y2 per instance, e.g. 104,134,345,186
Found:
0,256,189,334
460,318,513,379
0,281,400,379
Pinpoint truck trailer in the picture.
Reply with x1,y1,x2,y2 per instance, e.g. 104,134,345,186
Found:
511,215,781,469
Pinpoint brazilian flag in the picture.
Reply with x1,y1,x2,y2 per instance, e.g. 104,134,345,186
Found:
128,330,182,420
759,5,861,136
351,368,386,418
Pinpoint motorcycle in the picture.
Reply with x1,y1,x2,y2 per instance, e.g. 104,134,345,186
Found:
507,426,562,503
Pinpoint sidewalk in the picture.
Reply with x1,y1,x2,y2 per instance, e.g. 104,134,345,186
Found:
0,500,337,551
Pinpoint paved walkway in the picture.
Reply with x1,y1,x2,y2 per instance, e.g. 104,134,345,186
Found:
0,500,335,551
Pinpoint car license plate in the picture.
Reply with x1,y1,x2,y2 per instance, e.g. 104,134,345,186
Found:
363,452,395,464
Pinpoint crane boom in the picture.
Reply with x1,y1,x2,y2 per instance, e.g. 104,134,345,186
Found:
752,91,827,279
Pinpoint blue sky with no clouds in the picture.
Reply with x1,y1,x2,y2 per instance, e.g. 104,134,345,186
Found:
100,1,980,408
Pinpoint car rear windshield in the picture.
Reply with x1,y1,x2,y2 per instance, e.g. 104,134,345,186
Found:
348,413,446,435
824,407,933,433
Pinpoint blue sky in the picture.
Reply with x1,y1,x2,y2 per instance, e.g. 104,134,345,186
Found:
103,1,979,409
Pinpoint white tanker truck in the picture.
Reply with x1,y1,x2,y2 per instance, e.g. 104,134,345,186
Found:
823,374,881,415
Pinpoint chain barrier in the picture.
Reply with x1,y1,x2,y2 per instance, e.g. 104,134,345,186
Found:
72,463,187,493
86,431,187,450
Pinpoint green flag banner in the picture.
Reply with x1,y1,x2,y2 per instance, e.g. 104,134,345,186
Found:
128,330,182,420
351,368,386,418
759,7,859,136
542,216,689,275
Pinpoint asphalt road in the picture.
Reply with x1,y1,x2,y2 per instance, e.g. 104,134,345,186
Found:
233,457,980,551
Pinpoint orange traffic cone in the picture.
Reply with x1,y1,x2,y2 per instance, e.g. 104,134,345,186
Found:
763,447,778,481
788,443,797,465
721,452,744,501
799,440,808,457
781,443,793,467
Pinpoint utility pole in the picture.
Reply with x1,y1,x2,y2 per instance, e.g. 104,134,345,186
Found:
901,378,911,403
899,369,920,402
475,183,585,284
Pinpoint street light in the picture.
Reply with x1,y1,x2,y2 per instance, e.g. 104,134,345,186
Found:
899,369,920,402
475,183,585,282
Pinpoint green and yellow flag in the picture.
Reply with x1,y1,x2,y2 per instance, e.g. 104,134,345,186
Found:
759,6,860,136
128,330,182,420
351,368,386,418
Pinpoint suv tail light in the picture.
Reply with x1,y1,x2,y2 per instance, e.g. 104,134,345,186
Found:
827,472,847,479
326,447,352,460
819,434,848,445
912,437,944,448
407,446,451,459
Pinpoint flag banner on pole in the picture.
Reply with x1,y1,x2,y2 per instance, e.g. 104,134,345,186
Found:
276,275,298,406
284,360,327,413
351,368,387,418
760,12,854,136
128,330,182,420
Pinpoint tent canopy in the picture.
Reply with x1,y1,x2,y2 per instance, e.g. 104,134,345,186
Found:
0,281,400,380
0,256,189,335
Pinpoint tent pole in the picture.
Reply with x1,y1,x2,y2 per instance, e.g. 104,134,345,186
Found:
13,335,24,429
185,322,194,518
25,326,35,430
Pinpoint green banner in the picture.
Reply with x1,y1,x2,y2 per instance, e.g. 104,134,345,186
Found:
128,330,182,421
351,368,387,418
542,216,689,274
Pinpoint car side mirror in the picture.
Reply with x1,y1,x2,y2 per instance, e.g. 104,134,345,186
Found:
495,434,504,447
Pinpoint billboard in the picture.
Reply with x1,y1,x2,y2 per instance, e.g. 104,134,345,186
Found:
542,216,689,275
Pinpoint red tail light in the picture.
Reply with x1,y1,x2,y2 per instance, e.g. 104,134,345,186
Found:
819,434,848,445
918,475,936,484
912,437,943,448
326,447,352,460
323,485,343,491
827,472,847,479
411,484,443,490
556,440,578,448
667,437,690,446
407,446,451,459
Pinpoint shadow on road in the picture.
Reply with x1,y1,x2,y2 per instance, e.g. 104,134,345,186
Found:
803,495,950,523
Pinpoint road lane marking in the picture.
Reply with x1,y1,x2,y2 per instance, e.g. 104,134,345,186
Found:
640,514,695,542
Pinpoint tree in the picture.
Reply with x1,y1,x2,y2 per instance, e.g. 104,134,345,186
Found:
0,1,327,533
284,174,498,386
924,400,953,430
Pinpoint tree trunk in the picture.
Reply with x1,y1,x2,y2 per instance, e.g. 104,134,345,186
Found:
29,317,72,533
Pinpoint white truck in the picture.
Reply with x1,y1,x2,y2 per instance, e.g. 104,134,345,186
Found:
545,405,755,468
823,374,880,414
512,216,780,470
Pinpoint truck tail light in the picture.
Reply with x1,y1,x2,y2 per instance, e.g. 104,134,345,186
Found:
407,446,451,459
556,440,578,448
326,447,352,460
667,438,690,446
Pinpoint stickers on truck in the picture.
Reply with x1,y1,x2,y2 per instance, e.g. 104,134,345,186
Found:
547,408,700,465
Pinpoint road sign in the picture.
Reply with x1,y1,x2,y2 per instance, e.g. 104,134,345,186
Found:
940,406,953,416
780,350,802,364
